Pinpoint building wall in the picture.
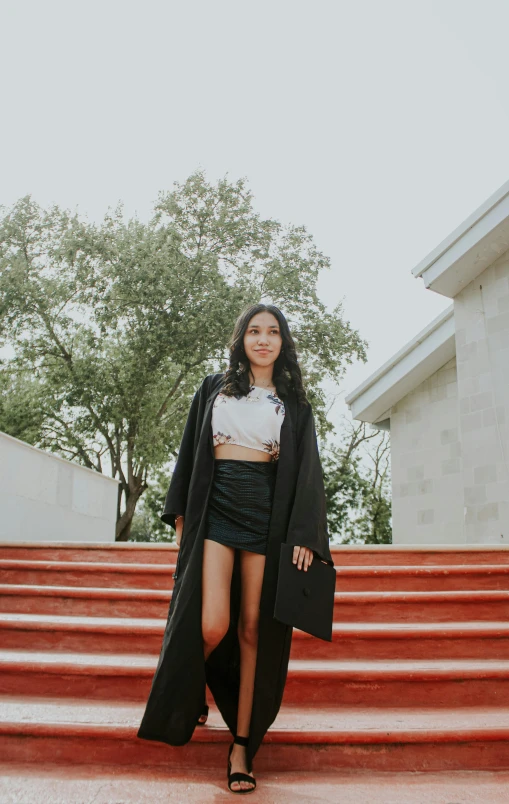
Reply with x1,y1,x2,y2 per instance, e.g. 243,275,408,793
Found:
1,431,119,542
454,251,509,543
390,357,465,544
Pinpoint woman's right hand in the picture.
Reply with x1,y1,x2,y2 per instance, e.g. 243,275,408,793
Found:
175,516,184,548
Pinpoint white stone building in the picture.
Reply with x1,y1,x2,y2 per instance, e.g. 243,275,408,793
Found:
345,179,509,545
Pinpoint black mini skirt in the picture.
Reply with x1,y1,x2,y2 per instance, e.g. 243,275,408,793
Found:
205,458,278,555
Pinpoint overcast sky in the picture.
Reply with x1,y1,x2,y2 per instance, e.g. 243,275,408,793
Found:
2,0,509,436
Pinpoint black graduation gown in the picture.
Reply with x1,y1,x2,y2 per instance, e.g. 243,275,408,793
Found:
137,372,334,768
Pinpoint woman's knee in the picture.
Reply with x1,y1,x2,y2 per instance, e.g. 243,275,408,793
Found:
202,617,229,649
238,617,259,648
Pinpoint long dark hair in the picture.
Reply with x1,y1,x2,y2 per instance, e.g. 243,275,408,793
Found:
221,304,308,406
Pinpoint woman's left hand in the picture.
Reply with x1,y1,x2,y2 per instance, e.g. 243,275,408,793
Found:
292,546,314,571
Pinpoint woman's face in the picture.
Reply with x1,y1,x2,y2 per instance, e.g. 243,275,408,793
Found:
243,312,283,371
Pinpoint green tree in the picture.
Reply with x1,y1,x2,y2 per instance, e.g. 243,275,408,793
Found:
129,469,173,543
0,361,47,444
322,420,392,544
0,170,367,540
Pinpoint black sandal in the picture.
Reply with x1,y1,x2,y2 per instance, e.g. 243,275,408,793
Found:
197,703,209,725
227,735,256,794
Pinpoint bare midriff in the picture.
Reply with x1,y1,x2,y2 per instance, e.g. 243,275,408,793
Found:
214,444,273,462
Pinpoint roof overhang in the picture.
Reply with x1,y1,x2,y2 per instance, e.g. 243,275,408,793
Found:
412,178,509,298
345,305,455,425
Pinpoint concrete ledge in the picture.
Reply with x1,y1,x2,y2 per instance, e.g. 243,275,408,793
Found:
1,432,119,543
345,306,455,424
412,178,509,298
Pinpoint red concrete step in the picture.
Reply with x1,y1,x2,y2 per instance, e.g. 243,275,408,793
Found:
4,584,509,622
3,542,509,787
0,584,171,618
3,541,509,567
4,613,509,661
0,559,175,590
284,659,509,707
0,613,166,655
294,621,509,661
3,765,509,804
2,697,509,773
5,558,509,593
2,651,509,707
335,590,509,622
335,565,509,591
330,545,509,566
0,542,175,564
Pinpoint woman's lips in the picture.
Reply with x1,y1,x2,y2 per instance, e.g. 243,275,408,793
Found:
256,350,270,354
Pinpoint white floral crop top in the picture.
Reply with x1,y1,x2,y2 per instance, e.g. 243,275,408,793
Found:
212,385,286,461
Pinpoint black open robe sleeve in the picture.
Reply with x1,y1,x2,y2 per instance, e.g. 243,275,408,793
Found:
285,401,334,567
160,376,208,531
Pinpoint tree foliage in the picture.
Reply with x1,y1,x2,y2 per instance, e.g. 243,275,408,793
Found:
0,170,367,540
322,420,392,544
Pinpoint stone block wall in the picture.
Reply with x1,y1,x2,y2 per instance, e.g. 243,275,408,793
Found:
390,357,464,544
454,251,509,543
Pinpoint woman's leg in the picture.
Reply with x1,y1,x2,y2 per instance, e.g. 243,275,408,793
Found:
201,539,235,660
229,548,265,791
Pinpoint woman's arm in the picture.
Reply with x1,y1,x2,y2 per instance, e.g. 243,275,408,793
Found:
175,514,184,547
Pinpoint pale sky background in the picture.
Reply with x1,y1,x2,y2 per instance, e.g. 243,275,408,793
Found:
2,0,509,440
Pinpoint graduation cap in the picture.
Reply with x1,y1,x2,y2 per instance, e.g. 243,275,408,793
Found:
273,542,336,642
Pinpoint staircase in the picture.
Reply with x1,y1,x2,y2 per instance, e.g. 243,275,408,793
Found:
2,542,509,800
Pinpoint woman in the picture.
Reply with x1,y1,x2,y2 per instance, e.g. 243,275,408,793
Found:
137,303,333,794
